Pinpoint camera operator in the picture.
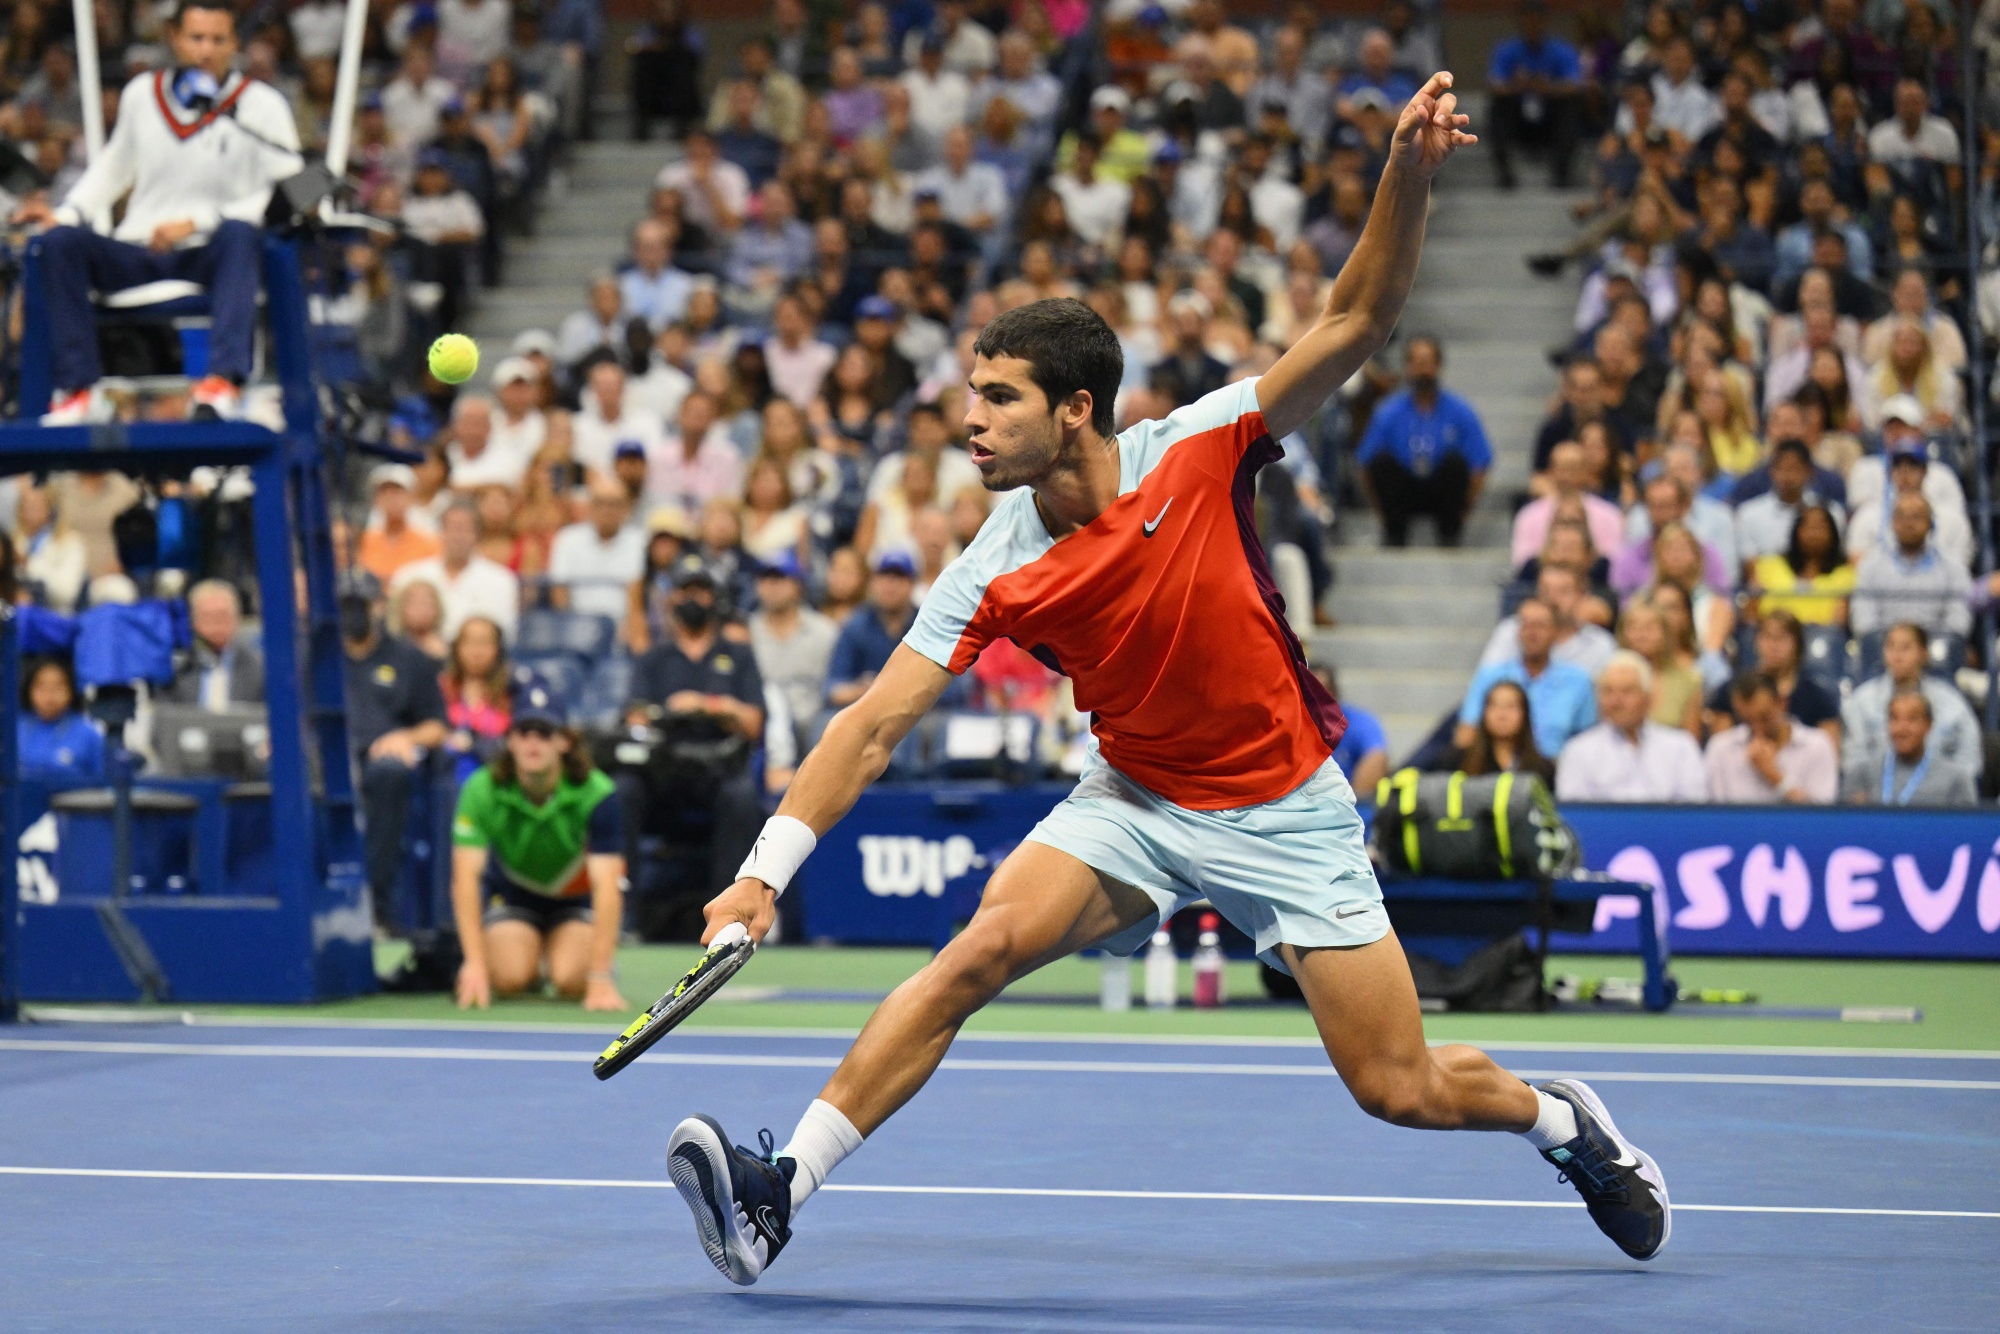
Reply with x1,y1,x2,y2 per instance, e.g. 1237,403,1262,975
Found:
622,556,767,925
8,0,304,424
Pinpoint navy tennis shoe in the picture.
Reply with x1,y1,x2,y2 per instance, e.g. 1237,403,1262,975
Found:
1534,1079,1671,1260
667,1115,797,1285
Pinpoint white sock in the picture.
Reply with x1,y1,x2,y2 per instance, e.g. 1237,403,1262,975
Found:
778,1098,863,1214
1518,1088,1580,1151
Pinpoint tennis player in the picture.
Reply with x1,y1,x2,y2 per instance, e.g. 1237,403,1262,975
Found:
450,688,628,1013
668,73,1669,1284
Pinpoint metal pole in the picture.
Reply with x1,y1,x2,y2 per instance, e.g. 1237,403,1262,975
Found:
1963,0,1997,730
323,0,371,177
70,0,104,162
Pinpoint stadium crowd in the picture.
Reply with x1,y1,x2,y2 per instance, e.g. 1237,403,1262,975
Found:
0,0,1995,942
1424,0,1997,810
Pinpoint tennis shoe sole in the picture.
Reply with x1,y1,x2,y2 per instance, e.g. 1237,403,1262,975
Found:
668,1115,765,1285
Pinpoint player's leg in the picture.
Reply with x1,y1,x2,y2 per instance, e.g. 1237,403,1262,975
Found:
817,839,1155,1134
667,839,1157,1285
1281,933,1535,1130
1284,935,1669,1259
482,919,545,995
543,917,597,998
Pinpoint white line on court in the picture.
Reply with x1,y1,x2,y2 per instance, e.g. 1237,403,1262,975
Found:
23,1008,2000,1061
0,1166,1994,1221
6,1039,2000,1090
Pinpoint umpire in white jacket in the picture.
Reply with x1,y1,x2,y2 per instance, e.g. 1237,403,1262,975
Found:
9,0,302,422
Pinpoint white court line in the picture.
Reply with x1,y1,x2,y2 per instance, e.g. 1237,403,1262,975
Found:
5,1039,2000,1090
23,1008,2000,1061
0,1166,1994,1220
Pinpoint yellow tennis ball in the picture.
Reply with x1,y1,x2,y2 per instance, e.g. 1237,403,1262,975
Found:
428,333,479,385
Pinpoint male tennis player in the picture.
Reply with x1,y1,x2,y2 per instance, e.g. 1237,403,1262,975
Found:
667,73,1669,1284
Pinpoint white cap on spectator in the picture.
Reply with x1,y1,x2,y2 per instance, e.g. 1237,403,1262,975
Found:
510,328,558,359
1166,290,1213,321
370,463,418,493
1879,394,1925,429
1348,87,1393,115
1089,85,1131,116
491,355,537,387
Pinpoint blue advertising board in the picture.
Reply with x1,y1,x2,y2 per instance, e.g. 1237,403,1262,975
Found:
799,786,2000,960
1558,805,2000,960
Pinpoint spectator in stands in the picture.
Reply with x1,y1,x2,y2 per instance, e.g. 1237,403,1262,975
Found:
654,129,750,236
1863,270,1963,372
1842,622,1983,791
1846,443,1972,570
621,219,696,331
1775,179,1874,292
573,360,665,479
1615,599,1699,736
1487,0,1583,191
390,579,450,662
1841,689,1979,808
1735,440,1844,563
18,657,104,783
764,293,838,410
648,390,744,514
1647,35,1718,141
1847,399,1965,516
1555,650,1707,802
1864,318,1961,431
749,549,838,757
1510,441,1624,570
1750,504,1853,627
624,558,765,897
1705,672,1838,805
1354,336,1490,548
342,585,449,930
548,480,646,622
12,486,87,612
1480,565,1617,679
1246,25,1330,156
47,472,139,581
358,465,441,585
728,181,816,313
1866,77,1959,168
914,125,1007,234
1445,678,1557,784
446,395,533,492
490,357,548,460
165,580,264,710
1608,478,1736,596
1704,609,1843,747
10,1,302,424
1532,357,1628,481
438,615,514,778
826,551,919,712
392,502,521,644
558,275,629,371
1459,597,1598,759
1850,493,1972,639
1763,302,1869,418
1049,131,1131,251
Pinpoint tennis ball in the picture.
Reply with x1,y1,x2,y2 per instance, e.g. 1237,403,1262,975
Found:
428,333,479,385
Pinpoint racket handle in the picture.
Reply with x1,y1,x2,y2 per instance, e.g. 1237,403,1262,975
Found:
710,921,751,950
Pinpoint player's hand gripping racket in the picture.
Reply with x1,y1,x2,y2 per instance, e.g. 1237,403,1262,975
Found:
593,922,755,1080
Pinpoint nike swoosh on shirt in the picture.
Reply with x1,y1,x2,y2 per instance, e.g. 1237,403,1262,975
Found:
1142,497,1174,536
1334,905,1373,919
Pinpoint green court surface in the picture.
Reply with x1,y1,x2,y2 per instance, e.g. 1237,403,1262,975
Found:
29,946,2000,1052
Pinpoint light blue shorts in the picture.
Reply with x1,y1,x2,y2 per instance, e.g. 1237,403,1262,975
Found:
1023,755,1388,974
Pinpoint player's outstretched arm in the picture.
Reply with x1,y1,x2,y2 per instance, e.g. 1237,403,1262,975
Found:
701,645,954,943
1256,71,1476,440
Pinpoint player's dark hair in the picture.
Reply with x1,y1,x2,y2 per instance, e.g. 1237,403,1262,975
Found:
490,726,594,787
973,297,1123,436
172,0,235,25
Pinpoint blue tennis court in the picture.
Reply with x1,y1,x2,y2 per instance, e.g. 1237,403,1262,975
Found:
2,1020,1996,1332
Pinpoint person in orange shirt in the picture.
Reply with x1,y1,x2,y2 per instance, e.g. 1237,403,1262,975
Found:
356,464,441,583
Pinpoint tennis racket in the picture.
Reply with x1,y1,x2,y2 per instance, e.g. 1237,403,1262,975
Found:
593,922,755,1081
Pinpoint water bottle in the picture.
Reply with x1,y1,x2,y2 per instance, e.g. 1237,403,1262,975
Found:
1192,913,1226,1009
1143,928,1177,1009
1099,953,1131,1011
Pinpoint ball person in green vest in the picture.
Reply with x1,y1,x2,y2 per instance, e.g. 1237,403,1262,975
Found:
451,686,629,1011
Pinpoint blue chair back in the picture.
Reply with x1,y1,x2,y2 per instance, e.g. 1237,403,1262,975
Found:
517,610,617,661
1799,625,1848,697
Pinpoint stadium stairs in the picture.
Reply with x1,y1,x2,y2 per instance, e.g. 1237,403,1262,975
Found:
1309,130,1582,761
463,141,679,368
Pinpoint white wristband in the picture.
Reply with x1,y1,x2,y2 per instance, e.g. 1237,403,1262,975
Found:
736,815,817,898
